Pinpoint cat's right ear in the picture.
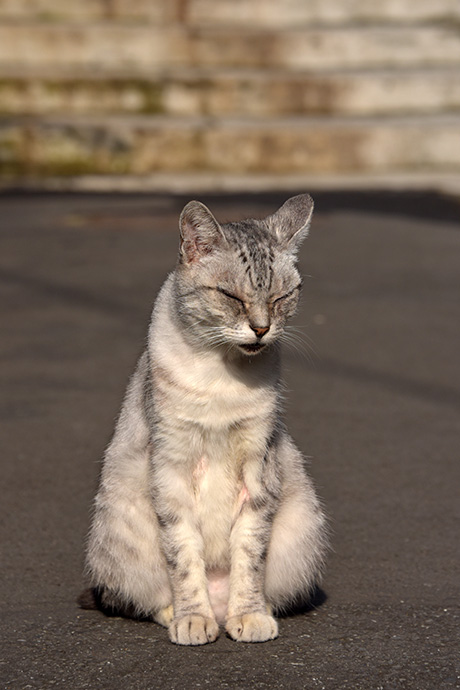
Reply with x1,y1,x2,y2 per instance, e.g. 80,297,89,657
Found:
179,201,226,264
268,194,314,253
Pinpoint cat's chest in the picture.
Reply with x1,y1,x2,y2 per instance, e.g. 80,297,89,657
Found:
153,349,276,428
192,453,249,565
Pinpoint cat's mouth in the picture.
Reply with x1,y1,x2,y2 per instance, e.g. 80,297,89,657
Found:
238,342,267,355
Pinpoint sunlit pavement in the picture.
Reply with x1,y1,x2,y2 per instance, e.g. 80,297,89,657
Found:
1,190,459,690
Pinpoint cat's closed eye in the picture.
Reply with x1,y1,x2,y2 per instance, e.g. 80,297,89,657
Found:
216,287,245,306
271,283,302,305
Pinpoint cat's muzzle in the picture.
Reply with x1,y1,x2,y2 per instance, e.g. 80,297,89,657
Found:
238,342,267,355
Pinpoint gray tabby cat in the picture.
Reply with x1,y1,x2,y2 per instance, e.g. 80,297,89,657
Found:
83,194,327,645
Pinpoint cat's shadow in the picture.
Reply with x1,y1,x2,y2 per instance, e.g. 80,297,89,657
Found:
78,585,327,622
275,585,327,619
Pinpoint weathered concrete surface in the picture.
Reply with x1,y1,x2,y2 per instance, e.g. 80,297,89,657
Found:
2,68,460,118
0,0,180,21
2,24,460,71
0,190,459,689
1,1,460,185
187,0,460,27
2,0,460,23
2,114,460,178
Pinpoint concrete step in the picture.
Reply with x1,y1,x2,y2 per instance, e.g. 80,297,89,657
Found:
0,0,183,22
1,0,459,26
1,68,460,118
160,68,460,118
7,171,460,195
0,24,187,72
1,114,459,177
1,24,460,72
188,0,460,28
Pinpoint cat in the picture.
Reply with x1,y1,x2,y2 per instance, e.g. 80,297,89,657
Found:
81,194,327,645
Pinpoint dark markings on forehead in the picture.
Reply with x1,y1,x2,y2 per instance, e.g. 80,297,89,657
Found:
223,220,275,291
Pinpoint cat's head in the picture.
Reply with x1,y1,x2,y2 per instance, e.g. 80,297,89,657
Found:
174,194,314,357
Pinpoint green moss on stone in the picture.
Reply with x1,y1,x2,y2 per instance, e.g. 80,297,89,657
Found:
0,77,166,115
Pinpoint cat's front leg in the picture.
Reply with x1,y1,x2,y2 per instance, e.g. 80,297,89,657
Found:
153,464,219,646
160,514,219,645
226,485,279,643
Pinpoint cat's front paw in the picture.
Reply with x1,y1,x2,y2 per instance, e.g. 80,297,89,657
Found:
169,614,219,646
226,612,278,643
153,605,174,628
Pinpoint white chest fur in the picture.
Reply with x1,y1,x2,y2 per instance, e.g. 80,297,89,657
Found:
192,453,249,567
148,284,278,564
149,285,278,433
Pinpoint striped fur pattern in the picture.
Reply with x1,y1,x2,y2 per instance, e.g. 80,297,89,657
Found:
85,194,327,645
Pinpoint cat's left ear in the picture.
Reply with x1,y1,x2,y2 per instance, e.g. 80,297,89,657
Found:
268,194,314,253
179,200,226,264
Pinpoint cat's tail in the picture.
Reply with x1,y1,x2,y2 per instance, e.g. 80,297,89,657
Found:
77,585,150,620
77,587,99,610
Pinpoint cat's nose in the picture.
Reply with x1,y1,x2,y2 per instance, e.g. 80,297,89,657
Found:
251,325,270,338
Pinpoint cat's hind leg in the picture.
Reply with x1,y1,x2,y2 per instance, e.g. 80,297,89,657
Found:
86,479,172,619
84,352,172,621
264,438,328,613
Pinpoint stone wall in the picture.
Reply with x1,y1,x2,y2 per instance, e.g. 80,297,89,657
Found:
1,0,459,189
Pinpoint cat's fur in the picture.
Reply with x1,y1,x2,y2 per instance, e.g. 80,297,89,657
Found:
83,194,327,645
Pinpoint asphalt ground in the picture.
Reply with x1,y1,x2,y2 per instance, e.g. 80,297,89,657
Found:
0,190,459,690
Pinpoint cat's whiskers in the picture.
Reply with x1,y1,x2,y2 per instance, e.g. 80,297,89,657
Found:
280,327,317,364
285,326,317,352
197,325,230,351
203,334,228,347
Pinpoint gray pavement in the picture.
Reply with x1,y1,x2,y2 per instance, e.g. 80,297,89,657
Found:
1,190,459,689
